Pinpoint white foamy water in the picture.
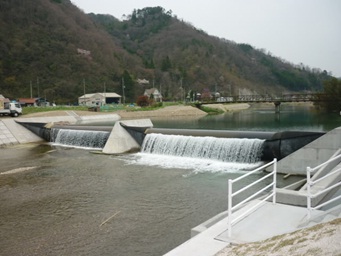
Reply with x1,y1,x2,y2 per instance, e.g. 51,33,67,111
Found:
51,129,109,149
121,133,265,174
141,133,264,163
121,153,264,174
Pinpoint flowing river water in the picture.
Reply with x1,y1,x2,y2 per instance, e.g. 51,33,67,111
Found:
0,103,340,256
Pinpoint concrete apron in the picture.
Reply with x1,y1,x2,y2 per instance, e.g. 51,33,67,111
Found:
0,119,43,146
164,201,312,256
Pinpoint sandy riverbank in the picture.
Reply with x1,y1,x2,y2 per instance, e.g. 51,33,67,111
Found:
19,103,250,119
216,218,341,256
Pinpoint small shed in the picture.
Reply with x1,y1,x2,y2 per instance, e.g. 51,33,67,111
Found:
144,88,162,102
78,92,121,106
18,98,38,107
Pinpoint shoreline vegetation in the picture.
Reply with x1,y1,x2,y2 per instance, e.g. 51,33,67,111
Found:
18,103,252,119
17,102,317,119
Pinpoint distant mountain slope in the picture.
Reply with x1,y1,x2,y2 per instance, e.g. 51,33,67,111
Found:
0,1,333,103
91,7,332,99
0,0,140,103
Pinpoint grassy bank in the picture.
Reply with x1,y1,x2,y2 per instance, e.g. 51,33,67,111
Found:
22,105,89,115
198,105,225,115
21,102,182,115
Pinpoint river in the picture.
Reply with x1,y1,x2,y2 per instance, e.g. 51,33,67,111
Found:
0,103,340,256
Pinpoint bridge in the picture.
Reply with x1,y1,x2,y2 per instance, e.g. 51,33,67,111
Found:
196,93,327,112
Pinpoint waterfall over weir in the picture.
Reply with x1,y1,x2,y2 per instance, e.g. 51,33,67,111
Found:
51,128,110,149
141,133,264,163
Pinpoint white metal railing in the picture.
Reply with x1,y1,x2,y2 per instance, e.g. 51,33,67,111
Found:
227,158,277,237
306,152,341,219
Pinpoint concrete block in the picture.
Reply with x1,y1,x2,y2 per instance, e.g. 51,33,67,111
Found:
120,119,153,127
276,188,307,206
102,119,153,154
78,114,120,123
276,188,325,207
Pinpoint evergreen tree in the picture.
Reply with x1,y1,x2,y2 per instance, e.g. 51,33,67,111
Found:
161,56,172,71
122,70,135,103
317,78,341,112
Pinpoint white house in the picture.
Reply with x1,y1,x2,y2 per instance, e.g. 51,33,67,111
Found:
78,92,122,106
144,88,162,102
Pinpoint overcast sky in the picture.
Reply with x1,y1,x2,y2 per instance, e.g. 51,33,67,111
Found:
71,0,341,77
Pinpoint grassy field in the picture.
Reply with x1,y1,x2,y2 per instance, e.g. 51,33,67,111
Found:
22,105,89,115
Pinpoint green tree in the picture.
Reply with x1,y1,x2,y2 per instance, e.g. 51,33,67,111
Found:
136,95,150,107
4,76,19,99
122,70,135,103
317,78,341,112
161,56,172,71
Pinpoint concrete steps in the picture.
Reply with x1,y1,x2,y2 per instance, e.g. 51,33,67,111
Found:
276,149,341,207
66,110,82,121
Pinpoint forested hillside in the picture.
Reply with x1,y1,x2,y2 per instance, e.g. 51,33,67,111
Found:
0,0,333,104
0,0,139,103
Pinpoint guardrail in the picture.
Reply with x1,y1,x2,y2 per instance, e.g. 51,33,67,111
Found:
227,159,277,237
306,152,341,219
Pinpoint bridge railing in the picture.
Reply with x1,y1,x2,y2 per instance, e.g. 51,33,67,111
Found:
234,94,317,102
201,93,326,104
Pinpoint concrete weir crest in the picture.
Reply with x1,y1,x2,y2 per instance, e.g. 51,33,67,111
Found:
102,119,153,154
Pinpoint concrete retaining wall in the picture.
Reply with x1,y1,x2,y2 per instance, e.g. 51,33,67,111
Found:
273,127,341,175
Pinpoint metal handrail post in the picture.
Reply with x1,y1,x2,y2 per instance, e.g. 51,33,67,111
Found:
273,158,277,204
307,166,312,219
228,179,232,237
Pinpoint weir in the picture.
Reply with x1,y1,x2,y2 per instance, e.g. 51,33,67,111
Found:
17,119,325,161
141,133,264,163
145,128,275,139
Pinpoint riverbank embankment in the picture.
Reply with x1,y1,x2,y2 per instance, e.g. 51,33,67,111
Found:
0,103,251,147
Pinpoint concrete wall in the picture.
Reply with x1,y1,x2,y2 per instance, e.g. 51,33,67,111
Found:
274,127,341,175
0,112,120,147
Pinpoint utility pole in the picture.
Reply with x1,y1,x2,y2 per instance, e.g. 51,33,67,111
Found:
30,81,32,98
83,79,86,105
122,77,125,104
37,77,40,98
103,82,106,105
180,78,185,103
